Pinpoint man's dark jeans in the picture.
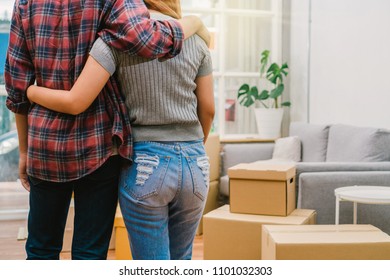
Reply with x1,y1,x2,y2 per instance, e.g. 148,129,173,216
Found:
26,156,121,260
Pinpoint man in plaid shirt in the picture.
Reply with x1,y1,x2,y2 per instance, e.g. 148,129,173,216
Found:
5,0,208,260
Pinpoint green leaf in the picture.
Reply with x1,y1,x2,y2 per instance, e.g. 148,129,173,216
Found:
261,50,270,64
280,63,289,76
237,84,250,98
258,90,269,100
281,63,289,70
266,61,289,84
237,84,259,107
238,94,254,107
249,86,259,99
281,101,291,107
241,97,255,107
266,63,282,84
237,50,290,108
260,50,270,75
269,84,284,99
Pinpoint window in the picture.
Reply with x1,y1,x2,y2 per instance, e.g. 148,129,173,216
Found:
182,0,284,136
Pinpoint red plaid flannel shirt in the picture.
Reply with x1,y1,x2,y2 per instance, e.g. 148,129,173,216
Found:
5,0,183,182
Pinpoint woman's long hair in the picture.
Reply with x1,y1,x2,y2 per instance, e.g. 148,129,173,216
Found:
144,0,181,19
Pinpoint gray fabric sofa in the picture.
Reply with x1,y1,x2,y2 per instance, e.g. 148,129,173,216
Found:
219,122,390,234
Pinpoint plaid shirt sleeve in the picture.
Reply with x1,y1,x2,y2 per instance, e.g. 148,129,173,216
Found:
99,0,184,59
5,2,34,115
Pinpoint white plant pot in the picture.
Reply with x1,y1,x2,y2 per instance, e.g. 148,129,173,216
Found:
254,108,284,139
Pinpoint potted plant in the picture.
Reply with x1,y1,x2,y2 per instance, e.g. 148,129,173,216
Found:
237,50,290,138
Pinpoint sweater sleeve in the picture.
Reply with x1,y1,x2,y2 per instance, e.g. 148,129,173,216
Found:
90,38,116,76
196,37,213,77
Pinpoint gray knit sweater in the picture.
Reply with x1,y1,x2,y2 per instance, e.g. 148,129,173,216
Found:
90,13,213,142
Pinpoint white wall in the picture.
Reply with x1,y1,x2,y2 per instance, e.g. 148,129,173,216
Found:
290,0,390,129
289,0,310,124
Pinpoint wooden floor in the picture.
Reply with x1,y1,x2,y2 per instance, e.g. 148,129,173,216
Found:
0,182,204,260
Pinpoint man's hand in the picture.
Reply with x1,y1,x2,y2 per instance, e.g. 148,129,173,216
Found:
19,152,30,192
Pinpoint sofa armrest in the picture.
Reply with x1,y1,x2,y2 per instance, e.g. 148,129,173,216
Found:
221,143,275,176
298,171,390,234
219,175,229,197
296,162,390,185
296,162,390,174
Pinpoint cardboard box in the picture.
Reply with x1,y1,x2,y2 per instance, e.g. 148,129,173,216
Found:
114,208,132,260
62,200,74,252
228,162,296,216
204,133,221,182
203,204,316,260
196,180,221,235
262,224,390,260
196,133,221,235
62,229,73,253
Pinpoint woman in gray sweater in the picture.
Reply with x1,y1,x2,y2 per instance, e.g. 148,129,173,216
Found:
27,0,214,260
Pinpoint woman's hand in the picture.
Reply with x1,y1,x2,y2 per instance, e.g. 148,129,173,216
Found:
179,16,211,47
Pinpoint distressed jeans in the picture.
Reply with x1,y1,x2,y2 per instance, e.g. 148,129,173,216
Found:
118,140,209,260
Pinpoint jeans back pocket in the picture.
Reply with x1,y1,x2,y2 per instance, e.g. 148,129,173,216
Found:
121,153,171,200
186,155,210,201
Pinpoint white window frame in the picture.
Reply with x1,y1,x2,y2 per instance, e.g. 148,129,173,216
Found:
183,0,283,137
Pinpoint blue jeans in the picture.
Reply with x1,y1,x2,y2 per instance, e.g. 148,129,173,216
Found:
118,140,209,260
26,156,121,260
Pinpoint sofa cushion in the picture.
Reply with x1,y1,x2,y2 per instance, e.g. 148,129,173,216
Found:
221,143,275,175
326,124,390,162
272,136,301,162
289,122,330,162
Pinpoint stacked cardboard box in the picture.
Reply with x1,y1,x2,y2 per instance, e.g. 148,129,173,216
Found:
114,207,132,260
228,162,296,216
203,161,320,259
62,201,74,252
203,205,316,260
262,224,390,260
196,133,221,235
204,160,390,260
196,180,220,235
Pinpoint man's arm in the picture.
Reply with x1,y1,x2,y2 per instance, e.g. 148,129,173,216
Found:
99,0,209,59
15,114,30,191
5,3,34,115
5,3,34,191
